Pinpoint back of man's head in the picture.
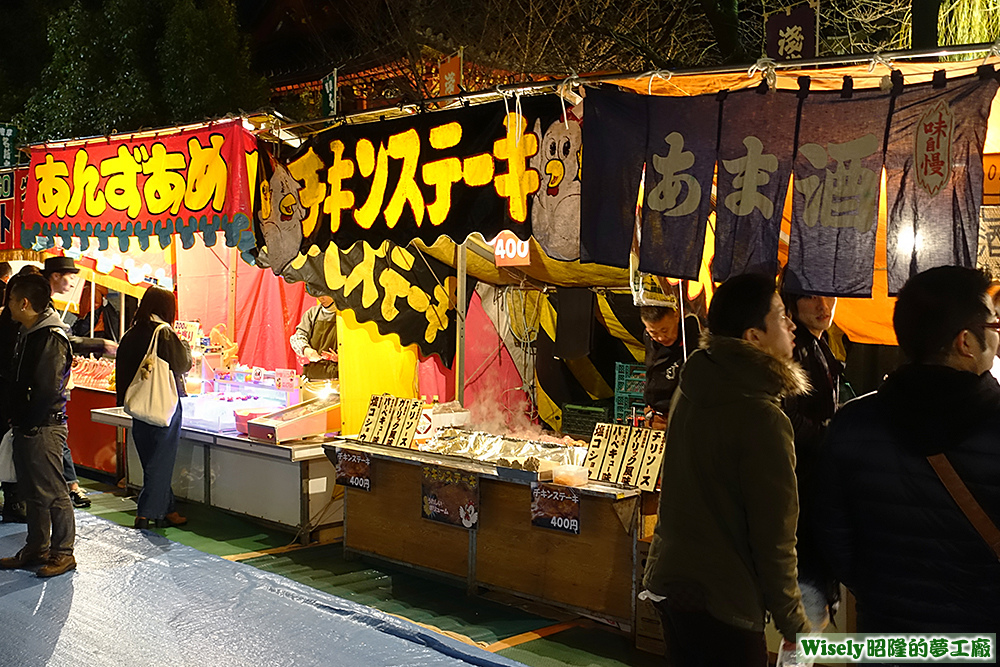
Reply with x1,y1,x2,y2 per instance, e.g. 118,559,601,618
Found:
8,273,52,315
894,266,991,364
708,273,776,338
0,262,11,280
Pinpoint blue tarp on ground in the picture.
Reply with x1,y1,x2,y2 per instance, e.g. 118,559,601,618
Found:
0,513,524,667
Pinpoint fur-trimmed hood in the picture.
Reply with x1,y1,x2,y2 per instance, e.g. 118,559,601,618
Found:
677,331,811,407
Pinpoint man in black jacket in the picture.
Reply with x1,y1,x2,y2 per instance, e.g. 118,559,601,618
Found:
780,278,844,629
0,274,76,577
817,266,1000,632
44,255,117,509
640,304,700,429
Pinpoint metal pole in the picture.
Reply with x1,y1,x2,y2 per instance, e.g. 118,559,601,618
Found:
89,277,95,338
455,242,467,406
119,291,126,340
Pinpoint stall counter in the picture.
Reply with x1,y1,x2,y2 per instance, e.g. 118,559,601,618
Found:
325,437,642,628
91,407,342,543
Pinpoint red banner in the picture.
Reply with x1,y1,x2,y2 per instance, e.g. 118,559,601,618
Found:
0,168,24,253
22,119,257,259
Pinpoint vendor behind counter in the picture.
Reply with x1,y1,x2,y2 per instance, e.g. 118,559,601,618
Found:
290,295,338,380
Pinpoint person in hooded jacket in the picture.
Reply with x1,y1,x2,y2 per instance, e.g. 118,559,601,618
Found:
817,265,1000,634
0,274,76,577
642,273,811,666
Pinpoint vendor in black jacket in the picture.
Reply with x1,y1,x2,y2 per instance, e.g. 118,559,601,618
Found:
0,274,77,577
817,266,1000,632
640,304,700,429
780,275,844,628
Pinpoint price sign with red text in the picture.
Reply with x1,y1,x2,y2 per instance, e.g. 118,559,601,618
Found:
492,231,531,267
984,154,1000,206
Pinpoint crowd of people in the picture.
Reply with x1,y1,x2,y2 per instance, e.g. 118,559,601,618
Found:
0,258,191,577
640,266,1000,666
0,256,997,657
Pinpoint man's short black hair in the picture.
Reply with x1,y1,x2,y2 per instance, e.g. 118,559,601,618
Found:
708,273,777,338
639,305,677,323
8,273,51,313
893,266,991,364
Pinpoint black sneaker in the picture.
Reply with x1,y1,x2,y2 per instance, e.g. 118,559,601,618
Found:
69,489,91,508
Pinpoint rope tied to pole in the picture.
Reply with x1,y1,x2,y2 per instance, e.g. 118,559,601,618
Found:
748,58,777,90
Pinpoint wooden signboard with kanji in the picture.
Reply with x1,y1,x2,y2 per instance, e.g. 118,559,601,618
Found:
586,423,666,492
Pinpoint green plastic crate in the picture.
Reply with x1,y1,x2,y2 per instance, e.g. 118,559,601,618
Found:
613,394,646,423
615,362,646,396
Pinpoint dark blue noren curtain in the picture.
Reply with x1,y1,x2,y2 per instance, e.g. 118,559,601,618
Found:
580,87,648,268
713,88,798,282
884,72,999,294
788,88,891,296
638,93,720,280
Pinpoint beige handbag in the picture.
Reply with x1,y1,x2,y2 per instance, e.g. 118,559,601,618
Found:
124,324,178,427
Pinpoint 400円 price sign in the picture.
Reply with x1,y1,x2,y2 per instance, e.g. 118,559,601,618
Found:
530,482,580,535
334,448,371,491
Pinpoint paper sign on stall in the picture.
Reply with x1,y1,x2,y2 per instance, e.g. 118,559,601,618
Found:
358,395,385,442
586,423,667,491
421,465,479,529
358,394,424,447
634,429,666,492
597,425,629,483
530,482,580,534
619,428,651,488
334,448,372,491
174,321,202,344
586,423,610,479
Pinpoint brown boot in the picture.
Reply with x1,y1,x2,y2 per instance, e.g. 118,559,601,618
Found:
36,554,76,578
0,548,50,570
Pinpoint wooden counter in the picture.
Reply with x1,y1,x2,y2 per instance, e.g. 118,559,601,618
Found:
328,437,640,627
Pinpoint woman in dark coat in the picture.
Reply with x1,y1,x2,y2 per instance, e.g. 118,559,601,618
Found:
115,286,191,529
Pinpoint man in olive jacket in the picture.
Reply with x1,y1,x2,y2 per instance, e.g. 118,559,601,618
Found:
642,273,811,666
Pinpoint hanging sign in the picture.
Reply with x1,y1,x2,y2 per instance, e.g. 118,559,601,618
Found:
492,230,531,266
884,73,999,294
256,96,564,255
439,51,462,97
765,1,817,61
421,465,479,529
0,124,18,169
334,448,372,491
321,69,338,118
530,482,580,534
22,119,257,258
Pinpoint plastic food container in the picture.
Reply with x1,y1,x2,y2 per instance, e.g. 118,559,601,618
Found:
552,464,588,487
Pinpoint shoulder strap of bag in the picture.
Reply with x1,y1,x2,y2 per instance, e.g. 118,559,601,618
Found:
144,323,169,358
927,453,1000,561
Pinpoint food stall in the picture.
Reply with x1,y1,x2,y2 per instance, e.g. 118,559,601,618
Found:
319,396,662,628
91,369,344,542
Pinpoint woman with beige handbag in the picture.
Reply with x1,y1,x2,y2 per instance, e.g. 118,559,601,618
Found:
116,287,192,530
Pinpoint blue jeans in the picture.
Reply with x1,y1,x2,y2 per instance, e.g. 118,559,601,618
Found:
132,405,181,521
62,440,77,485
